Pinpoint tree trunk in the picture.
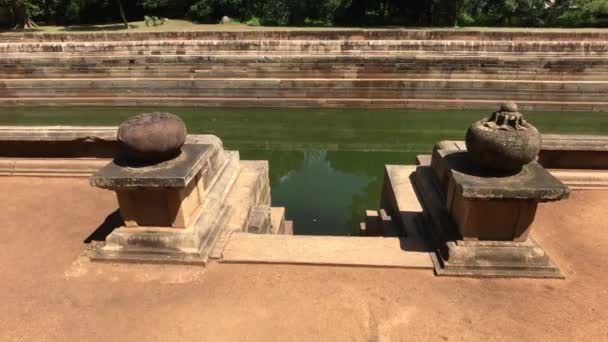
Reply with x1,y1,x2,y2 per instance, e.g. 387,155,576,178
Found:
11,1,26,29
9,0,36,30
116,0,129,29
453,0,463,28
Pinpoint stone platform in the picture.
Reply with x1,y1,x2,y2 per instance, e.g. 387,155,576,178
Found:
90,142,280,264
383,163,566,278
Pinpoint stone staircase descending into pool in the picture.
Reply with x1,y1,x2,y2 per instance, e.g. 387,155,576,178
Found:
2,30,608,110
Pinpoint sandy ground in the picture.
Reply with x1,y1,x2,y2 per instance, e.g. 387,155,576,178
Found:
0,176,607,342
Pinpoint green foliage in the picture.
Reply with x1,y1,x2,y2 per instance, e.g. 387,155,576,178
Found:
188,0,212,22
258,0,290,25
144,15,165,26
139,0,169,10
5,0,608,28
245,16,260,26
188,0,248,23
553,0,608,27
462,0,549,26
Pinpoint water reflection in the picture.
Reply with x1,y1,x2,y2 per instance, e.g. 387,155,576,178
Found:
272,150,370,235
242,149,417,235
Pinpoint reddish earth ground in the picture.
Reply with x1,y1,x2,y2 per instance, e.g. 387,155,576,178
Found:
0,176,606,341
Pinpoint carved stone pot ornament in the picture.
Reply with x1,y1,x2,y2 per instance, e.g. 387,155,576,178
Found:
465,102,541,173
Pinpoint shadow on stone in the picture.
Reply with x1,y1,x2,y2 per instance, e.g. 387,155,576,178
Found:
444,151,523,178
84,209,123,243
113,149,183,168
398,234,429,253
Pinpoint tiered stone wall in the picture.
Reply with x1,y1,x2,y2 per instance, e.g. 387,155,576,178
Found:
2,29,608,110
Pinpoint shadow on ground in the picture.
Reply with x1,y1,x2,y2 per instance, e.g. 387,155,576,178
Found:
84,209,123,243
61,24,138,32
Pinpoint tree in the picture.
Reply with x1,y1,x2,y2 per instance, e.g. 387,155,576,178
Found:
116,0,128,28
7,0,38,29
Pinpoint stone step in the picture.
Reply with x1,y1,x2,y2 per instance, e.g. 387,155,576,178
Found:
4,67,608,81
1,86,605,103
270,207,286,234
1,97,606,111
221,232,433,269
11,29,608,43
3,40,608,55
2,77,607,94
4,54,608,67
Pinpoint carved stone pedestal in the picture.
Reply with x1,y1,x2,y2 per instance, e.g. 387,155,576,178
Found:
89,143,240,264
412,149,569,278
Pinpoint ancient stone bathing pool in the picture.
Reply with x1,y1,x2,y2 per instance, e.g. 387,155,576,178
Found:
2,106,608,235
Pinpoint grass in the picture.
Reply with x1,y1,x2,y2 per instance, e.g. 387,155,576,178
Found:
4,19,608,34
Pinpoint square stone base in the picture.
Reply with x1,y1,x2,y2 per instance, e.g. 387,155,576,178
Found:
90,205,232,265
431,239,563,278
116,174,204,229
91,151,241,265
412,164,563,278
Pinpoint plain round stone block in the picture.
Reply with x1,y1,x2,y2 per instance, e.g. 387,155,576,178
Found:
117,112,187,162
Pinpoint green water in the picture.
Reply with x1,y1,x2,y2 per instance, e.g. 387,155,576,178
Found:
2,107,608,235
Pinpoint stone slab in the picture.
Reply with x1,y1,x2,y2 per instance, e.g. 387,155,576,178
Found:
548,169,608,189
0,157,109,177
270,207,286,234
283,221,294,235
416,154,432,166
247,205,272,234
0,125,116,141
221,233,433,269
432,150,570,201
430,238,563,279
90,144,212,188
381,165,427,252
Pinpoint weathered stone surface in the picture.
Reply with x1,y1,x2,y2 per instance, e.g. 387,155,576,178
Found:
432,150,570,201
221,233,433,269
247,205,271,234
5,30,608,110
90,144,213,188
465,103,541,172
500,101,518,112
117,112,187,163
410,165,563,278
92,151,242,264
0,157,109,177
433,137,608,186
270,207,286,234
116,171,203,229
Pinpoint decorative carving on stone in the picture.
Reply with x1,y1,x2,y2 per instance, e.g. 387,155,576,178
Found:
117,112,187,163
465,101,541,173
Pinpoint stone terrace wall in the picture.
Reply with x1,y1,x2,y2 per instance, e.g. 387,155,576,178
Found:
6,29,608,42
1,29,608,110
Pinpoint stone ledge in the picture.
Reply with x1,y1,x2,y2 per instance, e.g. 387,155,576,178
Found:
548,169,608,189
9,29,608,43
0,126,223,159
221,233,433,269
2,98,608,111
0,157,109,177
